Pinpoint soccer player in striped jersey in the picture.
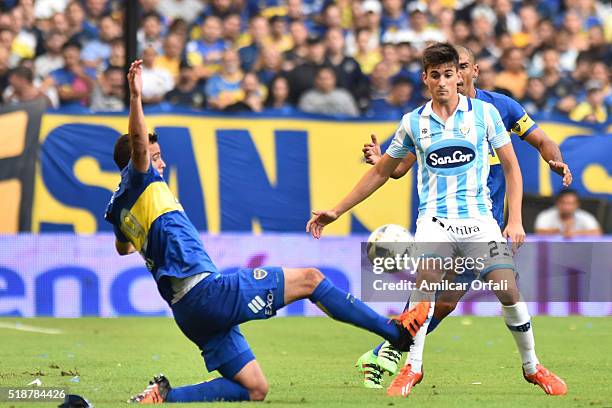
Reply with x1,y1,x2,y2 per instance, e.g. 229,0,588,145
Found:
109,60,429,404
307,43,567,398
357,45,571,396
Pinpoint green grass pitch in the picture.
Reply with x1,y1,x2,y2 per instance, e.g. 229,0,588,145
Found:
1,316,611,407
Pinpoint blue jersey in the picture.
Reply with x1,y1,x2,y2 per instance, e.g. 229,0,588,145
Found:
185,39,227,71
475,89,538,226
104,161,217,304
388,95,510,220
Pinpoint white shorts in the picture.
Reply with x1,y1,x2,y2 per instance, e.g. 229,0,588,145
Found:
413,216,515,278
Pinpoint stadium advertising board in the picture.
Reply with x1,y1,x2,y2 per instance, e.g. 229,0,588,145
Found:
0,100,46,233
24,112,612,234
0,234,610,317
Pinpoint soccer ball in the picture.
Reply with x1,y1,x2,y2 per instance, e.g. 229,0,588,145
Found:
366,224,414,267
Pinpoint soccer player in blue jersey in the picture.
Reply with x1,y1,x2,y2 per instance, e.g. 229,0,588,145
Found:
356,45,572,395
107,60,429,404
308,43,567,398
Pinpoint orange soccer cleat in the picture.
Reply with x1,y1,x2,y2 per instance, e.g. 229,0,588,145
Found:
523,364,568,395
128,374,171,404
386,365,423,397
394,301,431,337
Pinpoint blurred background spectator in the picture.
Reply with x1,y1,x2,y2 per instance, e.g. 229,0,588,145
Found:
164,60,206,109
3,65,58,107
90,64,124,111
535,189,602,237
204,48,242,110
570,79,608,123
45,41,95,108
286,35,328,104
34,30,66,79
264,74,294,114
140,45,174,104
223,71,266,112
298,65,359,117
186,15,226,80
81,12,121,69
0,0,608,120
365,75,416,119
521,77,553,117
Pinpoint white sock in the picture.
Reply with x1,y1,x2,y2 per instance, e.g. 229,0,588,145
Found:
502,302,539,375
406,289,435,373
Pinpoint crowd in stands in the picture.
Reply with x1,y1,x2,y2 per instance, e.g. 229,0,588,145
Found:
0,0,610,122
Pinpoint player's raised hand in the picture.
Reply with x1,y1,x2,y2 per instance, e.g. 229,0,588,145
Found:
127,60,143,98
502,221,525,254
362,134,382,165
306,210,339,239
548,160,572,187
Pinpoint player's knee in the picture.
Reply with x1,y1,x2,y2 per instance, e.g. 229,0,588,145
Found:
303,267,324,293
500,292,521,306
248,379,269,401
496,287,521,305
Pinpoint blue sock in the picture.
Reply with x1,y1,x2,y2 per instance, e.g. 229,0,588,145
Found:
310,278,400,344
372,341,385,356
165,378,250,403
426,315,441,334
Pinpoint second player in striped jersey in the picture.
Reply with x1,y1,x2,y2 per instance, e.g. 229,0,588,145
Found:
309,43,567,398
357,45,571,396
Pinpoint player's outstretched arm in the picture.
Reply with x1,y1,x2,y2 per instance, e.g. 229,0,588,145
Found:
127,60,150,173
523,128,572,187
306,154,402,239
497,144,525,252
362,134,417,179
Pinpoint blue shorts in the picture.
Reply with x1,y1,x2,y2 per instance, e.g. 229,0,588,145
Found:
171,266,285,376
488,164,506,228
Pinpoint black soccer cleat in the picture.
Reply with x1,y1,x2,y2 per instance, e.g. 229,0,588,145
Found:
390,320,415,352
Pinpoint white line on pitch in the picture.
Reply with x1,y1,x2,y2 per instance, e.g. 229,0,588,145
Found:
0,321,63,334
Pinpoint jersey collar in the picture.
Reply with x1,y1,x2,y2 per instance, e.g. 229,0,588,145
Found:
420,94,470,117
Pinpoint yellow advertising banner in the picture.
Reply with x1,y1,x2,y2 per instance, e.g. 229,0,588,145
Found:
0,111,606,234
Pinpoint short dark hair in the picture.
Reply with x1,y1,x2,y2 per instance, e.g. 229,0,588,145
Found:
315,65,335,78
62,40,82,52
142,11,162,22
454,45,475,63
169,18,187,33
306,34,323,45
113,133,158,170
355,27,370,38
540,45,558,55
391,75,413,87
104,65,123,76
422,42,459,72
179,59,193,70
110,37,124,47
99,12,115,22
268,15,283,24
576,50,594,65
555,188,579,202
9,66,33,82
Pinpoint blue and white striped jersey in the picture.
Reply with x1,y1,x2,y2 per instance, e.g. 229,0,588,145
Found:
387,94,510,220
